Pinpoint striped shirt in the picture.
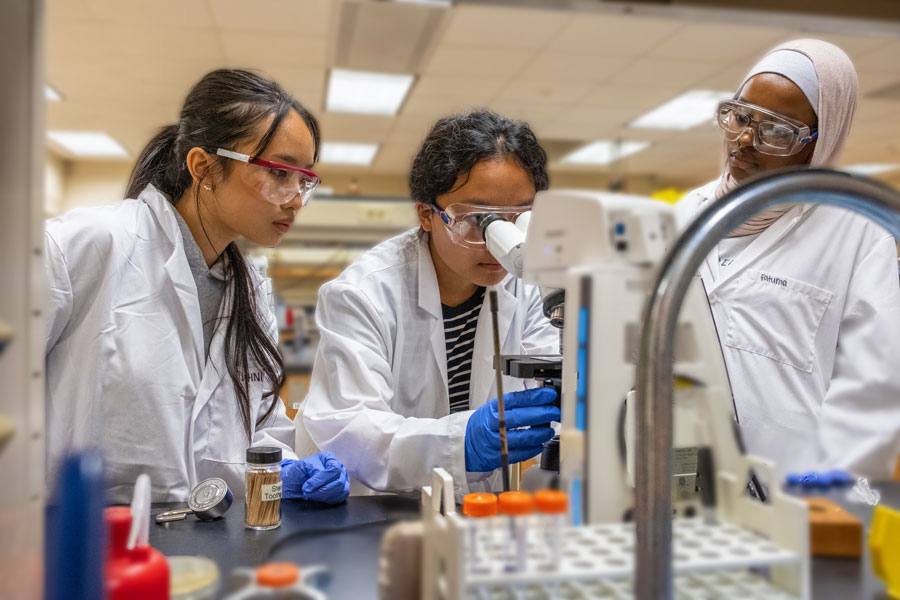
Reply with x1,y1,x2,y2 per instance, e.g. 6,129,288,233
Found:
443,287,485,414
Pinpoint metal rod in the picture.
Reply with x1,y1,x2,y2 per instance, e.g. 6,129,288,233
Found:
489,289,510,492
634,168,900,600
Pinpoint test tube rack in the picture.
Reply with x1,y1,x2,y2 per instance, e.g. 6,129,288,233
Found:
421,468,810,600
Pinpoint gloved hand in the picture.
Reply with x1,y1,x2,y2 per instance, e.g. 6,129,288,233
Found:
465,387,559,473
281,451,350,504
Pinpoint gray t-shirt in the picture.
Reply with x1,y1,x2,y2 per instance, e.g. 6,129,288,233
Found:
173,210,227,358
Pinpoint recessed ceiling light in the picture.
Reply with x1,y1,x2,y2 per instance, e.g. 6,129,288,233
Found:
319,142,379,166
629,90,732,130
326,69,415,116
842,163,900,176
45,84,62,101
47,131,128,158
561,140,650,165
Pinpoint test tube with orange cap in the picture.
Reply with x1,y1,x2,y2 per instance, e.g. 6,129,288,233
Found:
498,491,533,572
462,492,498,574
534,489,569,570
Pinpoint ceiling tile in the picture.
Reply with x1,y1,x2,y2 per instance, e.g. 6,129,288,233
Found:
48,0,98,21
605,125,682,144
256,65,326,110
401,93,488,121
694,63,751,93
860,72,900,95
423,46,536,78
779,32,894,62
647,23,792,62
483,100,570,128
491,79,594,106
84,0,215,27
47,20,113,58
371,142,417,172
104,27,223,61
316,113,394,142
440,5,570,50
540,107,644,140
220,32,328,68
49,53,227,106
413,76,507,102
546,13,683,56
207,0,332,36
579,84,686,113
389,113,446,138
854,98,900,120
609,58,723,88
853,40,900,72
522,53,630,83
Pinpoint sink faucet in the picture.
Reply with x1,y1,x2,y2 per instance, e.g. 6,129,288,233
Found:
633,167,900,599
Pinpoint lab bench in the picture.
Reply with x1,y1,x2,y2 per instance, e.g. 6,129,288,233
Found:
148,484,899,599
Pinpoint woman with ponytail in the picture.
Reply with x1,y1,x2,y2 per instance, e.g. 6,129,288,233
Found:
45,69,349,503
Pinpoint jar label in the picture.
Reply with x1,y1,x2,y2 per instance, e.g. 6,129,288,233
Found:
261,482,283,501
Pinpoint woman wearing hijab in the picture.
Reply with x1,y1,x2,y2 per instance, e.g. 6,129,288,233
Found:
676,39,900,480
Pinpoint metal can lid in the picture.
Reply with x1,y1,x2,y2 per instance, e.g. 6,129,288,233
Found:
188,477,230,512
246,446,283,465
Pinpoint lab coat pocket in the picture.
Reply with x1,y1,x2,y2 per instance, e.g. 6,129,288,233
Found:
724,269,833,373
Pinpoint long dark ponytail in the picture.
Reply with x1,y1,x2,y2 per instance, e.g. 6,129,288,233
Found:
127,69,320,441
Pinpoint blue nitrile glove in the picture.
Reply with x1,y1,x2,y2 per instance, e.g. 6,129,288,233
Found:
465,387,560,473
281,451,350,504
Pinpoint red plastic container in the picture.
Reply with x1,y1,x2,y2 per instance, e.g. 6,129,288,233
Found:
105,506,170,600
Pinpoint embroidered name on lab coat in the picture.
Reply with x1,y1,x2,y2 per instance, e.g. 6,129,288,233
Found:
759,273,788,288
720,258,734,267
247,372,264,383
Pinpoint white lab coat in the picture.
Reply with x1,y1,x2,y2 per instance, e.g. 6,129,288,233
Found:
44,185,297,503
677,180,900,478
302,229,558,500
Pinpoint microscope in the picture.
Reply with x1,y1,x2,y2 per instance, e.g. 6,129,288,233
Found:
482,190,745,524
479,211,565,473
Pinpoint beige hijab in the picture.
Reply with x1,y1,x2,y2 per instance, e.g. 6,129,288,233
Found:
717,39,860,236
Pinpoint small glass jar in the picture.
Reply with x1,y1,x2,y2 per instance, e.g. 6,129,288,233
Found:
462,492,498,575
245,446,283,530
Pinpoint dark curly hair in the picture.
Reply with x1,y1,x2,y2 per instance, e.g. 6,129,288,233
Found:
408,110,549,206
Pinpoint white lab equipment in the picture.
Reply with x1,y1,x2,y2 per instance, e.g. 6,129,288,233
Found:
521,190,680,523
44,185,297,503
480,211,531,278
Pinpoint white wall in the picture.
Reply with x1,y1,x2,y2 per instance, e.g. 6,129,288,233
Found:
44,151,66,217
59,160,132,214
44,154,133,217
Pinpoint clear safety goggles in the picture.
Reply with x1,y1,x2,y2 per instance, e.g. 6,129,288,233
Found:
430,202,531,247
216,148,321,207
715,100,818,157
